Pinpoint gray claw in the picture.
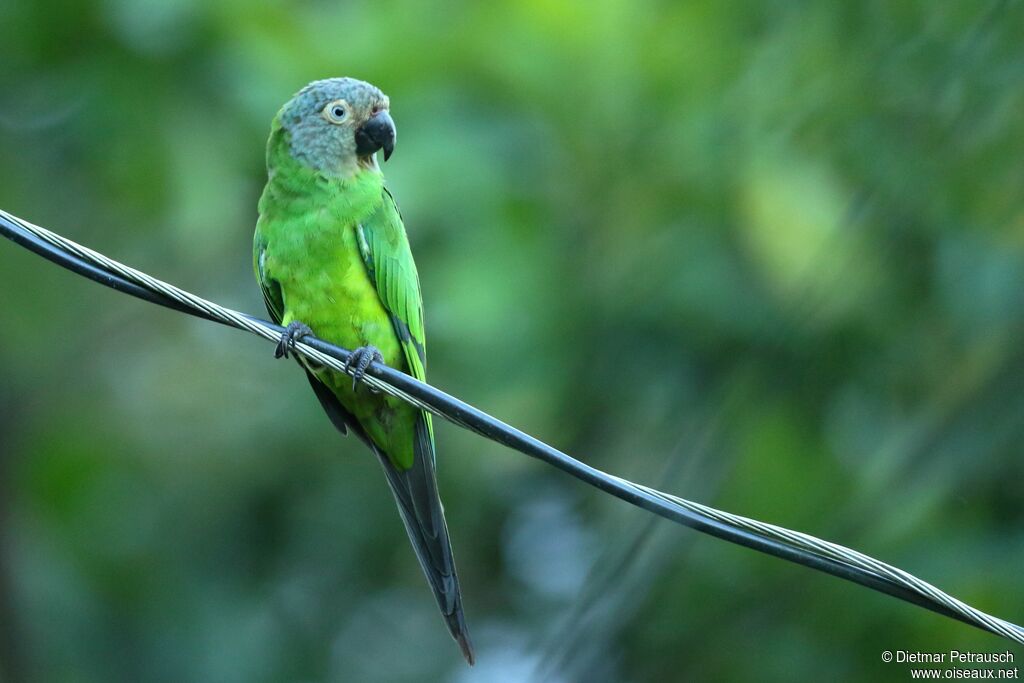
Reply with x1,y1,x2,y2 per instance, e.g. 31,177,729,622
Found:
344,345,384,390
275,321,313,359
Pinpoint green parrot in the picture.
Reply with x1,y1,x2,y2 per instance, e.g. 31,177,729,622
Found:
252,77,473,664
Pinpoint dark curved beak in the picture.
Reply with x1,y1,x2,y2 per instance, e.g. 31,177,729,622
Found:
355,110,396,161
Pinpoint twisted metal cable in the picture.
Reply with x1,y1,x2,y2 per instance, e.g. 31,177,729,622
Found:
628,481,1024,642
2,207,1022,646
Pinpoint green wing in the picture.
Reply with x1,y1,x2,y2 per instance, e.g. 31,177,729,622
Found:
253,229,284,326
355,189,470,656
356,187,428,383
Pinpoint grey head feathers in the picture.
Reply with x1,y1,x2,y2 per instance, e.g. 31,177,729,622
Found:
277,77,391,175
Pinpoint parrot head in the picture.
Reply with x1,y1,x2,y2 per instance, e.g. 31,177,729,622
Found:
276,77,395,175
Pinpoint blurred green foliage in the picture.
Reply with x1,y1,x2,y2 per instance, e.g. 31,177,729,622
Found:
2,1,1024,681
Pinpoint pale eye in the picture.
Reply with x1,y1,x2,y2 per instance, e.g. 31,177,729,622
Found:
323,100,349,123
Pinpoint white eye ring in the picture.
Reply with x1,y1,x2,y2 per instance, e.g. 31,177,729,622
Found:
323,100,349,124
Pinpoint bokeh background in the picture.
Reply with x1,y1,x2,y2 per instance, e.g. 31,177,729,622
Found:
2,1,1024,681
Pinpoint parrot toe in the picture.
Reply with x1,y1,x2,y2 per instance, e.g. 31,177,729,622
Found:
344,345,384,390
275,321,314,359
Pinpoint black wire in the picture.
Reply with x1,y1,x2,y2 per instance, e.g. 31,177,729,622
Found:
0,212,1015,640
1,219,221,323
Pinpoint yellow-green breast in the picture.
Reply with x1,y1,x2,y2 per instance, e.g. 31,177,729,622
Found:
255,157,418,465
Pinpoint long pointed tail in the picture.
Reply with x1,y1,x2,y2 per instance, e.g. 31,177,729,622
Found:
374,415,474,664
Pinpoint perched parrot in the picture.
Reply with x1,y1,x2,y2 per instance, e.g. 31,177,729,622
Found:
252,77,473,664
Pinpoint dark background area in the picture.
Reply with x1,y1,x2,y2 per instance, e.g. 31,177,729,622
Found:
1,1,1023,681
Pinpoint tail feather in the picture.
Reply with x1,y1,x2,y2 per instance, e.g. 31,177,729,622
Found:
375,415,474,665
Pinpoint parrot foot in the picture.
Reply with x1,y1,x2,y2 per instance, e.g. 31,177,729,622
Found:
344,345,384,391
275,321,313,359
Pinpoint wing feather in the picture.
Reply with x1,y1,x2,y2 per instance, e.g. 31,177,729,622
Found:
355,188,472,660
253,238,285,326
356,188,427,380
